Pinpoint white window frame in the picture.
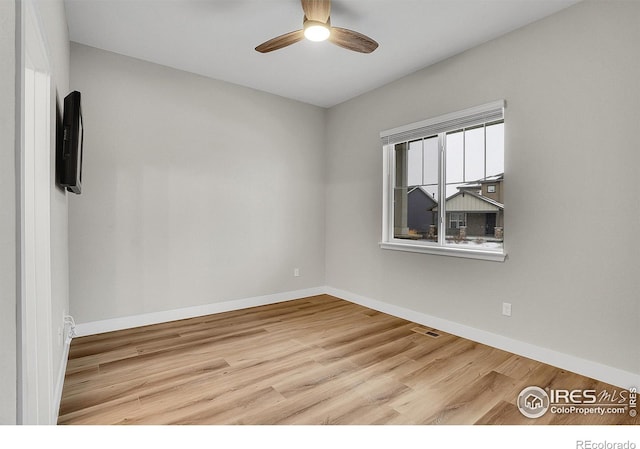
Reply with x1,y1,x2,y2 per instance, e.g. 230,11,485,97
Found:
379,100,506,262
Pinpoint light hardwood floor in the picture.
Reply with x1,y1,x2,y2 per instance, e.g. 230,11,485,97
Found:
58,295,638,425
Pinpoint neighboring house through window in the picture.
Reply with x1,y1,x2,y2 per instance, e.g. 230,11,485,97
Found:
380,101,506,261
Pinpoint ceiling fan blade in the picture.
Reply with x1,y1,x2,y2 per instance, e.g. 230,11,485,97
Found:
329,27,378,54
301,0,331,23
255,30,305,53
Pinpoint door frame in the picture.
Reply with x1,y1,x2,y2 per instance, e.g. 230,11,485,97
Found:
19,0,55,425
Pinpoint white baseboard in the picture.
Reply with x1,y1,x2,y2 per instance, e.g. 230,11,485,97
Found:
71,285,639,390
74,287,327,337
324,287,639,390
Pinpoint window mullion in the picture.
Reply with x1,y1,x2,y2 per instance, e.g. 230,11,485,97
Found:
438,133,446,247
483,123,487,180
387,146,395,242
421,138,425,186
462,128,466,183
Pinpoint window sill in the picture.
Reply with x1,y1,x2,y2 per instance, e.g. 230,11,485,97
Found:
379,241,507,262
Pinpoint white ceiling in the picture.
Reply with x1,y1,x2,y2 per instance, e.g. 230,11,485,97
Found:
64,0,579,108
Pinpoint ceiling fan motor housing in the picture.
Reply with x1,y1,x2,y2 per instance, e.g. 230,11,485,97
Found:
303,17,331,41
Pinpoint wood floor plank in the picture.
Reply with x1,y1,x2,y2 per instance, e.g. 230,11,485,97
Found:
494,354,541,381
420,370,519,424
59,357,230,415
58,395,143,425
58,295,638,425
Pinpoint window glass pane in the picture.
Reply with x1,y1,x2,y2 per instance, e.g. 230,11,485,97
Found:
393,139,438,243
423,136,439,186
394,144,407,188
446,131,463,185
445,122,504,251
465,126,485,182
486,122,504,177
393,143,408,238
420,185,438,200
407,139,422,186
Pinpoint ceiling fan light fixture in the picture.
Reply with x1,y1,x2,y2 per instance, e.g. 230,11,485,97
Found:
255,1,377,54
303,20,330,42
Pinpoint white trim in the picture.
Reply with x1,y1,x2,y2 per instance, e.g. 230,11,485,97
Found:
379,241,507,262
380,100,505,145
381,145,393,244
22,0,55,424
324,287,639,390
52,328,72,424
74,287,327,337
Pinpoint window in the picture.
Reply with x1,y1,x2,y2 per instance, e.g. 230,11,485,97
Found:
380,101,506,261
449,213,466,229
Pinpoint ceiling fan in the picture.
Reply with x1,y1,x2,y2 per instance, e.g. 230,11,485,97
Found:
255,0,378,54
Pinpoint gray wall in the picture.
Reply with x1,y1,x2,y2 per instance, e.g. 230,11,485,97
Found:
325,1,639,375
69,44,326,323
0,0,17,425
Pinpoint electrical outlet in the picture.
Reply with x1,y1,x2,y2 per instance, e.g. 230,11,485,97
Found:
294,268,300,277
502,302,512,317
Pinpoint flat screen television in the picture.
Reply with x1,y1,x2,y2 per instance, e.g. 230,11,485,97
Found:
57,90,83,194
